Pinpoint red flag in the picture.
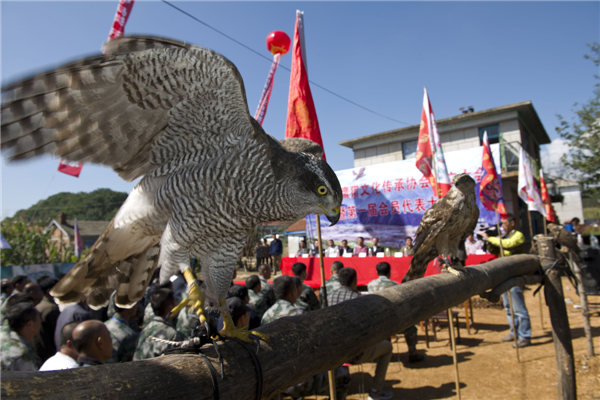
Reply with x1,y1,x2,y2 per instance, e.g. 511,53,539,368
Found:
416,88,451,197
285,11,326,160
540,169,556,222
58,159,83,178
107,0,135,42
479,132,508,218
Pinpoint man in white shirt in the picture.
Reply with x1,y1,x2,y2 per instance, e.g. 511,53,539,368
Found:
325,240,340,257
465,234,485,255
39,321,80,371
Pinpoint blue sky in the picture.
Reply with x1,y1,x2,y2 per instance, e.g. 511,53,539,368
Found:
1,1,598,218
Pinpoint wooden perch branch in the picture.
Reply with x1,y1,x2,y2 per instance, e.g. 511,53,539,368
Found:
2,255,541,400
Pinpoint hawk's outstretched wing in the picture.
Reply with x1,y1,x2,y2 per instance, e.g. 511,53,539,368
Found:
2,36,260,181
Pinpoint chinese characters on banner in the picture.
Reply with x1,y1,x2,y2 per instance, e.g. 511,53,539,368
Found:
307,145,502,247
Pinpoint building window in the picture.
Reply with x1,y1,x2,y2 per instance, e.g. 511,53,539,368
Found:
479,125,500,145
402,140,418,159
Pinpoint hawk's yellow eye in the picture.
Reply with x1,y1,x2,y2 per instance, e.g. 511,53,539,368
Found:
317,185,328,196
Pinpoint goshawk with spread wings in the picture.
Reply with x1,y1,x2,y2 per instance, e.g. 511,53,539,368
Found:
1,36,342,342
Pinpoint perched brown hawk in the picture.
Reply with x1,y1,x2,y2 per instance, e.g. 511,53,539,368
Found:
405,173,479,281
547,223,581,264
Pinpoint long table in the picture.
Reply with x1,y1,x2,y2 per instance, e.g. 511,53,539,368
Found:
281,254,497,289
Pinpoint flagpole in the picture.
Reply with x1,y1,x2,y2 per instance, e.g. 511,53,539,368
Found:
430,123,460,399
316,215,337,400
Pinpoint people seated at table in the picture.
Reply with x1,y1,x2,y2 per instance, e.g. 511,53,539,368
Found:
339,240,353,256
298,240,313,256
353,237,369,256
325,239,341,257
258,264,276,308
399,237,415,256
245,275,269,319
291,262,321,311
261,276,304,326
312,240,324,257
465,234,485,255
367,263,424,363
370,237,385,256
325,261,345,301
329,268,393,400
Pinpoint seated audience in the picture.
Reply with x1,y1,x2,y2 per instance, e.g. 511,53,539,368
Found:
35,277,60,363
39,321,80,371
105,303,139,363
12,275,31,293
367,262,398,293
293,277,310,311
72,320,113,367
54,300,92,351
245,275,269,319
291,262,321,311
225,297,250,329
370,237,385,255
465,234,485,255
24,282,43,306
329,268,393,400
399,237,415,256
353,237,369,256
1,303,41,371
368,263,424,363
324,261,345,301
325,239,340,257
339,240,353,256
258,264,276,307
227,285,260,329
1,279,14,304
261,276,304,325
134,289,184,360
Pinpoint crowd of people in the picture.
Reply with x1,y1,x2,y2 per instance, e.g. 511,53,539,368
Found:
295,236,414,258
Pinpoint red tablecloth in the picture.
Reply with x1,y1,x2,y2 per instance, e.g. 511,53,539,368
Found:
281,254,497,289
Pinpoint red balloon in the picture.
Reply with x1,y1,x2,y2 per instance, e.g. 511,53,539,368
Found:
266,31,291,56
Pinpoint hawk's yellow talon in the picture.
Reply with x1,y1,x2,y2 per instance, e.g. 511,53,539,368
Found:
216,298,271,344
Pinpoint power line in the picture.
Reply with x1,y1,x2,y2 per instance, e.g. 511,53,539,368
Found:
161,0,410,126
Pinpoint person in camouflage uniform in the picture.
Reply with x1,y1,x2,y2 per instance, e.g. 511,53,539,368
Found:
367,262,399,293
245,275,270,319
368,262,423,363
261,276,304,325
264,277,349,399
292,278,311,312
134,289,184,361
292,263,321,311
105,303,139,363
324,261,345,302
175,290,200,338
1,303,41,371
258,264,276,307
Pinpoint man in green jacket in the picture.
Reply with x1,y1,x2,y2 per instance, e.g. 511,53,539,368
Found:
481,214,531,347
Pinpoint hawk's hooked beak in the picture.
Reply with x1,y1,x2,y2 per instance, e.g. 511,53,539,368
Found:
319,205,341,226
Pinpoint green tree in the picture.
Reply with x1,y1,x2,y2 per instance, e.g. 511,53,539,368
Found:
0,221,75,266
7,188,128,225
557,42,600,195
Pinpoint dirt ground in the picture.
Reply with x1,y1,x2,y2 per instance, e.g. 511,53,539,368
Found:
238,267,600,400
